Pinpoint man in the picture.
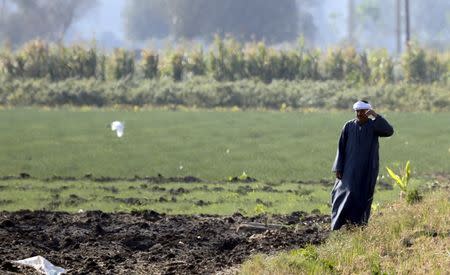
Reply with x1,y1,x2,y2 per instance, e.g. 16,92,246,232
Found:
331,100,394,230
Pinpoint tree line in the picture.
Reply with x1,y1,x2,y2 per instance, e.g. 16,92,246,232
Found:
1,0,448,51
0,0,96,46
123,0,319,44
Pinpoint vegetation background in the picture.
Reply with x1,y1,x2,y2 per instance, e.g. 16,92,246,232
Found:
0,1,449,272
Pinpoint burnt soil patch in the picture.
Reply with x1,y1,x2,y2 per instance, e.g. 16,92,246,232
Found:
0,210,330,274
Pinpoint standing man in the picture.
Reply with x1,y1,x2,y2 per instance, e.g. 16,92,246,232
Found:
331,100,394,230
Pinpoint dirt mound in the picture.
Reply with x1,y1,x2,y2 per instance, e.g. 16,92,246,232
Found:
0,173,203,184
0,210,330,274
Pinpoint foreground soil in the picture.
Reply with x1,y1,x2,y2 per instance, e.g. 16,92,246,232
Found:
0,210,330,274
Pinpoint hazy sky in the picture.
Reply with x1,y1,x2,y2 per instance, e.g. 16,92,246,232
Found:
65,0,448,51
71,0,125,42
69,0,347,48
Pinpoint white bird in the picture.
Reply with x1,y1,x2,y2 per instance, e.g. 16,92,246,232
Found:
111,121,125,137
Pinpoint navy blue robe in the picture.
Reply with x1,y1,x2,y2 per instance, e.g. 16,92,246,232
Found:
331,116,394,230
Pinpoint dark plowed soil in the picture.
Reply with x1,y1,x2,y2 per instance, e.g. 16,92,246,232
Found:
0,210,330,274
0,174,203,184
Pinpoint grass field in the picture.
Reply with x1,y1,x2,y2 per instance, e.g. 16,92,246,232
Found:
1,108,449,181
0,108,448,213
241,188,450,274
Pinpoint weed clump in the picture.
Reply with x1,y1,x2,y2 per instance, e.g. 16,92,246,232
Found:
406,188,423,204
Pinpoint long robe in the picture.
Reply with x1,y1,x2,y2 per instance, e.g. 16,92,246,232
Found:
331,115,394,230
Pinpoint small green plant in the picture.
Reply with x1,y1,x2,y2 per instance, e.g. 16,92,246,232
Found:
227,171,255,182
238,171,249,180
253,203,267,215
386,161,421,204
291,245,318,260
371,201,380,212
386,160,411,193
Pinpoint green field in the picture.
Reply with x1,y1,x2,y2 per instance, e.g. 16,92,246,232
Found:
0,108,448,213
1,108,450,180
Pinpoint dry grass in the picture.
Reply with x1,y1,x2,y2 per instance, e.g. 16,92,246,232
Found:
240,188,450,274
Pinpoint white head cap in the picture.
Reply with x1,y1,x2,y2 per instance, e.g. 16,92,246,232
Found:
353,100,372,110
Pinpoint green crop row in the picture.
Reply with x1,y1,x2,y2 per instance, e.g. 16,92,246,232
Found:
0,38,448,84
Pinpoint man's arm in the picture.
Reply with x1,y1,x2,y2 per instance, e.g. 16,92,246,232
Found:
332,124,347,179
366,110,394,137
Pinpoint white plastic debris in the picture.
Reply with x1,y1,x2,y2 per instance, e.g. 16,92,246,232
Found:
13,256,66,275
111,121,125,137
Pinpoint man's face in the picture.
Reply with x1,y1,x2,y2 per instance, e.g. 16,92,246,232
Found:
356,109,369,122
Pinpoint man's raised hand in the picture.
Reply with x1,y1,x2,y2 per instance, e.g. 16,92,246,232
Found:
365,109,378,118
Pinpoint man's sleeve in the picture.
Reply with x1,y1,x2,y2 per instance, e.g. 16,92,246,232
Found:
373,115,394,137
332,124,347,172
